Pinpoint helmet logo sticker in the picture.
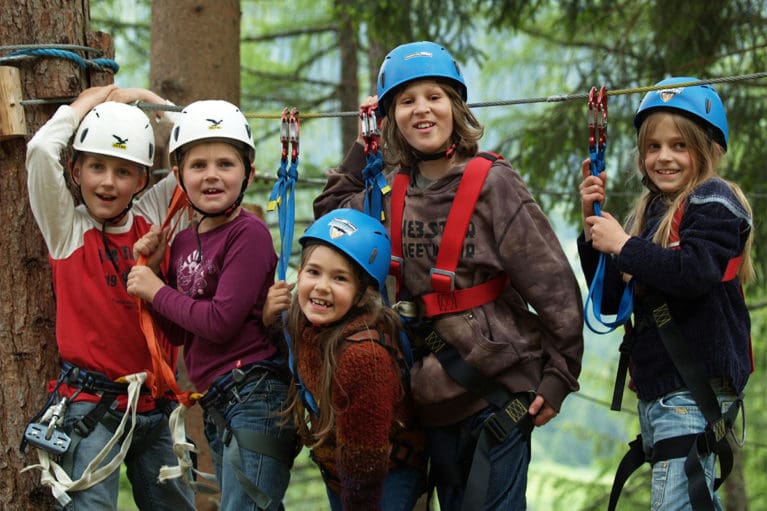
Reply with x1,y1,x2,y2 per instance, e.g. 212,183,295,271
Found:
327,218,358,239
404,51,433,60
659,87,683,103
205,118,223,130
112,134,128,150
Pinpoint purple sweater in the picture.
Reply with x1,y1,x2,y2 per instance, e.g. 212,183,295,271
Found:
152,210,279,391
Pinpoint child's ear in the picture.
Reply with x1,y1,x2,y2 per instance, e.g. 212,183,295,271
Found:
136,170,148,192
247,164,255,187
69,159,81,186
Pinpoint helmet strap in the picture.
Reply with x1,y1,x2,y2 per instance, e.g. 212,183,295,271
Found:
413,142,457,161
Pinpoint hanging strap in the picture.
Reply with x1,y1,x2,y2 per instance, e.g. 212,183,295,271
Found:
389,152,508,316
360,103,390,222
583,86,635,334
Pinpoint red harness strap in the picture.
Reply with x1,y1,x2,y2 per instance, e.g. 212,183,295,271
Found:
390,152,508,317
669,200,742,282
669,199,752,371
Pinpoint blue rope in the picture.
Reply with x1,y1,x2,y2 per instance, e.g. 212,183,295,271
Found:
583,130,634,334
4,48,119,73
267,152,319,414
362,151,387,222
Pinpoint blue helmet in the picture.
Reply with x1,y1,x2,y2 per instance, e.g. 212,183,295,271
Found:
300,209,391,291
634,77,728,151
376,41,466,118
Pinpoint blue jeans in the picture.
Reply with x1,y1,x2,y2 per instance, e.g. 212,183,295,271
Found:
428,405,531,511
58,400,195,511
325,464,427,511
638,382,738,511
203,372,297,511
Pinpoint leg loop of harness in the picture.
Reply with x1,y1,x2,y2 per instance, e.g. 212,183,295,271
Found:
201,365,299,510
461,396,533,511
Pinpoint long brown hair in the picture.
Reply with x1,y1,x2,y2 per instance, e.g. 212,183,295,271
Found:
381,79,484,169
282,242,404,448
627,112,754,284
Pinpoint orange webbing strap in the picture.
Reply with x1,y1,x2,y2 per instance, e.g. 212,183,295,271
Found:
135,185,199,407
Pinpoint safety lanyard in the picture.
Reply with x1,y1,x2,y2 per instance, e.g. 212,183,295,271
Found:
360,103,389,222
267,107,300,282
135,185,200,406
583,87,635,334
264,108,318,414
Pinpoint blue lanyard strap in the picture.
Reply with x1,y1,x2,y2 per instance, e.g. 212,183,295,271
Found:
360,105,389,222
584,87,634,334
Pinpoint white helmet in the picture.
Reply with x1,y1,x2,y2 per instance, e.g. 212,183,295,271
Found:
73,102,155,167
168,100,255,161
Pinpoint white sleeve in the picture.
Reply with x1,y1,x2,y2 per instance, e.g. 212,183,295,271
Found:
26,106,81,255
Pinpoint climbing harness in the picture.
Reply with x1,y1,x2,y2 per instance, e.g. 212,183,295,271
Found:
359,102,389,222
390,152,533,511
21,369,148,507
199,363,299,510
607,201,749,511
265,108,318,415
390,152,509,316
582,86,635,334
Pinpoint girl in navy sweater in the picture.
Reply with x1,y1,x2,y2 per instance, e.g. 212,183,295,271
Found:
578,77,754,510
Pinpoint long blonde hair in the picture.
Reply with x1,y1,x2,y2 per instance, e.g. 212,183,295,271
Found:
627,112,754,285
381,79,484,169
282,243,404,448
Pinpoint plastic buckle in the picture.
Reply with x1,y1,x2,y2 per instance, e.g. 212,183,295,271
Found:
430,268,455,292
483,412,512,444
24,423,71,455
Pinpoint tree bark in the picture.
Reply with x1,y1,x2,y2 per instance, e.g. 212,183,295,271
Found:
149,2,241,509
334,0,360,147
0,1,113,509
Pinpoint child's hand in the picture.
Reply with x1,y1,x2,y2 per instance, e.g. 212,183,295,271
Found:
70,85,118,120
529,395,557,427
106,88,167,118
133,225,169,271
357,95,379,146
585,212,630,255
263,280,295,327
126,265,165,303
579,158,607,238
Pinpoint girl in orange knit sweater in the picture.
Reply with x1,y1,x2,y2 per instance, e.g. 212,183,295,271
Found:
264,208,427,510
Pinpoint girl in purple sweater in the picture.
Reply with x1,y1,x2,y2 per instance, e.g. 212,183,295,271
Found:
128,100,297,511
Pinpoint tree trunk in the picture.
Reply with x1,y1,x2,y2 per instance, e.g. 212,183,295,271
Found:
149,2,241,509
0,1,112,509
724,437,748,510
334,0,360,147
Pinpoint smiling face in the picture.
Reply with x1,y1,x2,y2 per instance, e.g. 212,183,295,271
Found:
641,113,698,195
297,244,362,326
175,141,250,227
393,79,454,156
72,153,146,225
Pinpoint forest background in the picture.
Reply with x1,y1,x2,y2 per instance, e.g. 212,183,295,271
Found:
1,1,766,510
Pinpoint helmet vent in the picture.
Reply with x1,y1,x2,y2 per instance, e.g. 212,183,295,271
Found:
705,98,712,114
79,128,89,143
369,247,378,264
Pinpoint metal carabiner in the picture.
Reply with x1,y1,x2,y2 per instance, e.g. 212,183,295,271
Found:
288,107,300,163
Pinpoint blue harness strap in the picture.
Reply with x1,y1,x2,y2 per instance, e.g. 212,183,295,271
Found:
583,86,634,334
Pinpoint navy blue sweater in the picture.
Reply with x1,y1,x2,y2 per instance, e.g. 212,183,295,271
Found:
578,178,752,401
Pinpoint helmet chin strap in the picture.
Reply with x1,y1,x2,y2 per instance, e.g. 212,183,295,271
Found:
413,142,457,161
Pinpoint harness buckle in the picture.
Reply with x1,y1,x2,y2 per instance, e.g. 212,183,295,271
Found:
430,268,455,292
